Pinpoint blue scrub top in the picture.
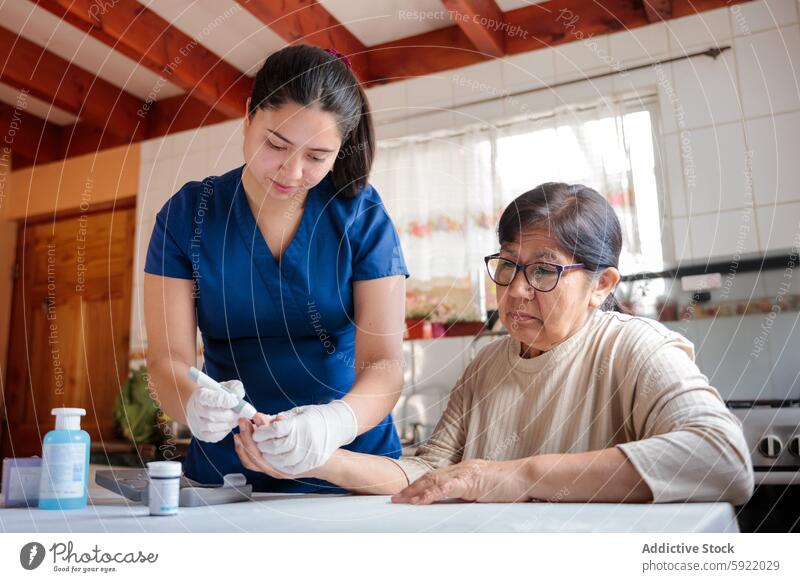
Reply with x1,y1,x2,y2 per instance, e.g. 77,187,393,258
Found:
144,165,409,493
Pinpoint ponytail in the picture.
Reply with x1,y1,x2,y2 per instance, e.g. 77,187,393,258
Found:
331,83,375,198
600,293,630,314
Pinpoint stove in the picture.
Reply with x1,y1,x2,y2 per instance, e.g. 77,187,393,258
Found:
727,399,800,532
728,399,800,483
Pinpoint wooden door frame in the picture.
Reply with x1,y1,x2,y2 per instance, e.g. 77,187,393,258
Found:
0,197,137,456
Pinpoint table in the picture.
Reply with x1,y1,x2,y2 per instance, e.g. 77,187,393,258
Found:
1,490,740,533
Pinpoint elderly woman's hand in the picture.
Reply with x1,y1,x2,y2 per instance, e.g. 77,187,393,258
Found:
233,415,316,480
391,459,535,504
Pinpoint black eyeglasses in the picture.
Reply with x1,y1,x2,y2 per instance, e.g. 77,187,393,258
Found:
484,253,585,292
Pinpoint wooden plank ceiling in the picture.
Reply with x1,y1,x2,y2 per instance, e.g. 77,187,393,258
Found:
0,0,749,169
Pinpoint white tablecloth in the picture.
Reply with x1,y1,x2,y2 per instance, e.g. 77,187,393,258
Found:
1,493,739,533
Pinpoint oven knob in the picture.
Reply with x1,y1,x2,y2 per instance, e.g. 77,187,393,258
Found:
788,436,800,457
758,435,783,458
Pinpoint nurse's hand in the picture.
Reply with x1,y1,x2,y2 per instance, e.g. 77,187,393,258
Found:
251,401,358,475
391,459,534,504
233,417,316,480
185,380,246,443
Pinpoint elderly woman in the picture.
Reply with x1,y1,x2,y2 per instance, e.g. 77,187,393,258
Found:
234,182,754,505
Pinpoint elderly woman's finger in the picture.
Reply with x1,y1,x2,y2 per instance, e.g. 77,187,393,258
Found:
239,435,275,475
252,412,281,427
238,418,253,436
237,419,263,460
236,421,259,459
392,474,438,504
234,433,257,466
394,470,468,504
235,420,290,479
233,434,258,472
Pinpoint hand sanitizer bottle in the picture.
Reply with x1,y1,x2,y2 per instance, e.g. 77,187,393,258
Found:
38,408,90,510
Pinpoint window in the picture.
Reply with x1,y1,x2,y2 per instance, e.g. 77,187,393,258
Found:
371,97,666,322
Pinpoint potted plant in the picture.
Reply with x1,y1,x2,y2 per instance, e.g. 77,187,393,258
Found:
405,289,435,339
405,306,430,339
444,318,486,337
113,366,169,461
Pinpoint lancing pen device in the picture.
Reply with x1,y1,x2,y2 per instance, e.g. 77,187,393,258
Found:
187,367,257,420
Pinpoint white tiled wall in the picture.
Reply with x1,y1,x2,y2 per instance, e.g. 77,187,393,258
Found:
130,118,244,354
664,309,800,402
648,265,800,402
393,334,504,443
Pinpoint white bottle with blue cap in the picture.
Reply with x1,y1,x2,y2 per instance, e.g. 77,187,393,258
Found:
38,408,90,510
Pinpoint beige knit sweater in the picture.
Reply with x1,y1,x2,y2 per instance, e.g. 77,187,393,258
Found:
393,310,754,504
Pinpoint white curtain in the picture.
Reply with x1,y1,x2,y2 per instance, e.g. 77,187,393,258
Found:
371,98,663,321
370,128,497,281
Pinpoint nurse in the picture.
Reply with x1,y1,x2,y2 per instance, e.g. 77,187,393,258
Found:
144,45,409,492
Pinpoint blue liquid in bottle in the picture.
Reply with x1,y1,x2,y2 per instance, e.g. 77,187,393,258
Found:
38,408,90,510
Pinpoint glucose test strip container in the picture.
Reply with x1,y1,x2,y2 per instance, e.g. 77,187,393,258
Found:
147,461,181,516
38,408,90,510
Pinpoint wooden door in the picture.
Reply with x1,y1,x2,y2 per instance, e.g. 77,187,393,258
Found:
1,204,134,459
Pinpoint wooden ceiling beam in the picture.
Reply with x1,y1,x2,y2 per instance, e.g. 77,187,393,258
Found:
57,122,132,161
0,102,63,165
35,0,251,119
0,26,146,141
234,0,370,81
501,0,647,54
441,0,506,57
669,0,742,18
13,0,756,168
644,0,673,22
56,92,235,163
56,94,231,162
367,25,487,83
368,0,753,82
147,94,231,138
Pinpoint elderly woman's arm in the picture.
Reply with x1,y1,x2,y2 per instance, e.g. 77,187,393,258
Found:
393,338,753,505
613,340,754,505
391,447,651,503
320,373,472,493
234,366,472,494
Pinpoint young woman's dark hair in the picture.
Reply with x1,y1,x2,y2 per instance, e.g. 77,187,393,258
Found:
497,182,628,312
248,44,374,198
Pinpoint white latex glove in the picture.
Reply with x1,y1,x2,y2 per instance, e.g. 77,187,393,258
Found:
252,400,357,475
186,380,246,443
